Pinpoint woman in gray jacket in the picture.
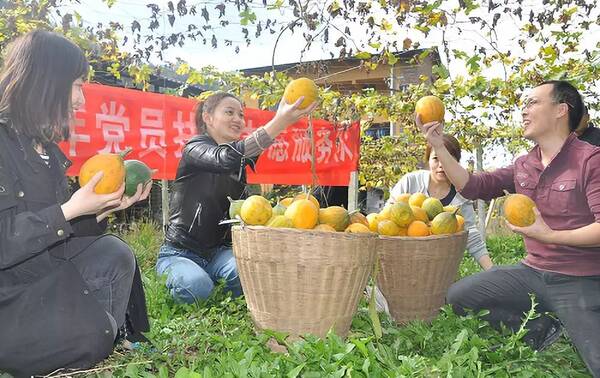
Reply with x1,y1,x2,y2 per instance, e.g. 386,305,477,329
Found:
388,133,493,270
388,134,493,270
373,134,493,314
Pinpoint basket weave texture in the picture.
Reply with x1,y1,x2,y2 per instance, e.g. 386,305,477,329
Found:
376,231,468,324
232,226,377,338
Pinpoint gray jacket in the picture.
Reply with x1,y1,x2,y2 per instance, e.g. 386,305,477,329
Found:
388,170,489,262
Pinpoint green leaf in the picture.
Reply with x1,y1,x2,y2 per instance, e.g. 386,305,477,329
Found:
450,329,469,355
158,365,170,378
174,368,189,378
125,363,139,378
460,0,480,15
176,63,191,75
380,19,393,31
267,0,284,10
328,0,341,14
351,338,370,357
203,366,214,378
355,51,372,59
466,55,481,73
174,367,202,378
385,50,399,65
418,49,432,61
432,64,449,79
287,363,306,378
239,8,257,25
362,358,371,375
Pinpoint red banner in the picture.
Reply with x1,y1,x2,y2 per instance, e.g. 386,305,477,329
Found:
60,83,360,186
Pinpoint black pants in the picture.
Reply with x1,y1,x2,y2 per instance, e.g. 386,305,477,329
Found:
68,235,136,331
448,263,600,377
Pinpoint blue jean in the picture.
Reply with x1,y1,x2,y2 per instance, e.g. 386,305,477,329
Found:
156,242,242,303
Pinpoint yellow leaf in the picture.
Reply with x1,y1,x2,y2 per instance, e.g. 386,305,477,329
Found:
380,19,393,32
176,63,190,75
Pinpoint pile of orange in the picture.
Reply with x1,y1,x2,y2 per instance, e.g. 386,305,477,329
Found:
230,193,373,233
367,192,465,237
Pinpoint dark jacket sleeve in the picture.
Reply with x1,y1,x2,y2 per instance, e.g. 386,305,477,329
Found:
70,215,108,237
183,135,247,173
0,201,73,269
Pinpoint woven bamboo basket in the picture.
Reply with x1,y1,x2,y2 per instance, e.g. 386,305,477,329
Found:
232,225,377,339
376,231,468,324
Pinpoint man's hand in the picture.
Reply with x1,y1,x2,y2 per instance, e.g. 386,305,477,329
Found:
506,207,555,243
416,114,444,149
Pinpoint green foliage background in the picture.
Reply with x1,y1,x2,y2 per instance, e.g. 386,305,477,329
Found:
3,0,600,192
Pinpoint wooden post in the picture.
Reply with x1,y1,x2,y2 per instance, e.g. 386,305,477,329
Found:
476,144,486,239
348,170,359,212
161,179,169,230
389,64,402,136
485,198,496,229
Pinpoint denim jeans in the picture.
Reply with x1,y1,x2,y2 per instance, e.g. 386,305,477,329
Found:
156,242,242,303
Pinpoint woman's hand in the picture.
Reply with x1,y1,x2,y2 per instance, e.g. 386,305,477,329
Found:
506,207,555,243
96,179,154,222
273,96,319,128
262,96,318,139
61,171,125,221
416,114,444,149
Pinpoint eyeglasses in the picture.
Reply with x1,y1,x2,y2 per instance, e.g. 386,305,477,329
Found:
521,98,574,111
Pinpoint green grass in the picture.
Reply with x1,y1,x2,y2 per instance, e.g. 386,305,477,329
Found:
89,225,589,377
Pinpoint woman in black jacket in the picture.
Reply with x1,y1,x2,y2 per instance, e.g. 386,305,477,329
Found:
158,92,316,303
0,31,152,377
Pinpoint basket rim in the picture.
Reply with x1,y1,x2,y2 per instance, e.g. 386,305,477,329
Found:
232,225,377,239
378,230,468,241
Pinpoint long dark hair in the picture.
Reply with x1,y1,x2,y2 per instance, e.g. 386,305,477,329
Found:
0,30,89,143
194,92,242,134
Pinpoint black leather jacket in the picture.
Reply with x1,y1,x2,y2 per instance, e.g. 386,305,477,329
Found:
164,134,255,257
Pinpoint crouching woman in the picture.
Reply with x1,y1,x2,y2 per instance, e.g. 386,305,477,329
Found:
0,30,151,377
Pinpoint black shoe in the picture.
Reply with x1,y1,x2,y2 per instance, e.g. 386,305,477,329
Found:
537,320,562,352
524,317,562,352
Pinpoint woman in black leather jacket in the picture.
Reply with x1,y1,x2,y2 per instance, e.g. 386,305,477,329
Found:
0,31,152,377
157,92,316,303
